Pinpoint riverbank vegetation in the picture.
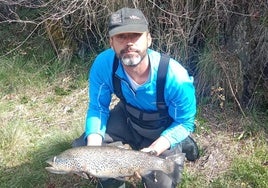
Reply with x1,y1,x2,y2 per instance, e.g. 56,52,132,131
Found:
0,1,267,187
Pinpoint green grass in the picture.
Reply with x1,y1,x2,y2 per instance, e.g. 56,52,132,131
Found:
210,137,268,188
177,130,268,188
0,50,90,187
0,52,267,188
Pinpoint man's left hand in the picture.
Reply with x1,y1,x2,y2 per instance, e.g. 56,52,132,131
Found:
140,136,170,156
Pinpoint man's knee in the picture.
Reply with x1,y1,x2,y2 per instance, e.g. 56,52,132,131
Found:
72,133,87,147
181,136,199,161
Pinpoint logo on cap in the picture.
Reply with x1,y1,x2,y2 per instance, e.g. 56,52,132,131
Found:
129,15,141,20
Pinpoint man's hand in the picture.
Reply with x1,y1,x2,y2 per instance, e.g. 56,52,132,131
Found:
87,133,102,146
141,136,170,156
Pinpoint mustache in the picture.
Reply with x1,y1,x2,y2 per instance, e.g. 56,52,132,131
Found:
120,47,140,54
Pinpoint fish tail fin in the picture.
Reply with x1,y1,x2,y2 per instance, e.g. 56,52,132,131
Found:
166,153,185,184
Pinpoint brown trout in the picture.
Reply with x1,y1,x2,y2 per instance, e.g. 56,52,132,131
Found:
45,146,185,183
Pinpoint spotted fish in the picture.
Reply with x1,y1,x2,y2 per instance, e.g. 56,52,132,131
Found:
45,146,185,183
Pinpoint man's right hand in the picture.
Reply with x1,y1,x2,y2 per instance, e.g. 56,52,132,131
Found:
87,133,102,146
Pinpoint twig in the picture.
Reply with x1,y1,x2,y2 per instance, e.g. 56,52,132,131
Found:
218,56,247,118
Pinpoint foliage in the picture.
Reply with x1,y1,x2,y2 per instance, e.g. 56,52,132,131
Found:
0,53,88,187
0,0,267,111
1,52,267,187
1,1,267,187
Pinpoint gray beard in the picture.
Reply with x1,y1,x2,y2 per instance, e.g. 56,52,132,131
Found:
121,55,142,66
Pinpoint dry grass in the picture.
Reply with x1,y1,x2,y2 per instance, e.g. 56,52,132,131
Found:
0,1,268,185
180,106,268,187
1,54,267,188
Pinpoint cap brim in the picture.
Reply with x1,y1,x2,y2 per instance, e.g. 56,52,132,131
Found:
109,24,148,37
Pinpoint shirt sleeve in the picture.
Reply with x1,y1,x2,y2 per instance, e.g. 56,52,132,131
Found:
84,50,114,139
161,59,197,148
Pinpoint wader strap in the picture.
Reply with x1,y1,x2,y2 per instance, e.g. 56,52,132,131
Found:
112,55,125,102
112,54,170,110
156,53,170,110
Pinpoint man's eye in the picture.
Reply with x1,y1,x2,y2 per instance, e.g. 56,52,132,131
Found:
132,33,140,38
117,35,126,39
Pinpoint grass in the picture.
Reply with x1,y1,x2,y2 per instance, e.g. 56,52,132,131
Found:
0,50,90,187
0,52,267,188
209,136,268,188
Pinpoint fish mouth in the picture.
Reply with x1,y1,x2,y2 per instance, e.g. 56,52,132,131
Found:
45,161,89,179
45,158,69,175
45,166,69,174
45,166,67,174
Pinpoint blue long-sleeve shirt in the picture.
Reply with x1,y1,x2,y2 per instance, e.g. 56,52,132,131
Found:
85,48,196,147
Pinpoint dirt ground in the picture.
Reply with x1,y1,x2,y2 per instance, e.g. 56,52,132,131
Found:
184,105,267,185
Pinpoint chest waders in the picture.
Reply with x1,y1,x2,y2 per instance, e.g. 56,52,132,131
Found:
112,54,173,140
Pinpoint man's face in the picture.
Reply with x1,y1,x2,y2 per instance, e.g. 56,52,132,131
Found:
110,32,152,66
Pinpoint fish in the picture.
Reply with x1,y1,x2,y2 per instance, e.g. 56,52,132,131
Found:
45,146,185,183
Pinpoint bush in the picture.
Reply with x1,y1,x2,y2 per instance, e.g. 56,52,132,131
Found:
0,0,267,111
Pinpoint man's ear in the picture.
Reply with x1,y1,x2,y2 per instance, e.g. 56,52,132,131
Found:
147,33,152,47
109,37,114,49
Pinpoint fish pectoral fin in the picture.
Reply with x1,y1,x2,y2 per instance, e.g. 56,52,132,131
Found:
133,171,142,180
104,141,132,150
74,171,91,179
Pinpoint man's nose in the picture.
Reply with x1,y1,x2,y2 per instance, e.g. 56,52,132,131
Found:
126,40,134,46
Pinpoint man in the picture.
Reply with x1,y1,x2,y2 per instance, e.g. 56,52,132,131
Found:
73,7,199,188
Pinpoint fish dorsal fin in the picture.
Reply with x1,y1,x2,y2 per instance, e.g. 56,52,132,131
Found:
103,141,132,150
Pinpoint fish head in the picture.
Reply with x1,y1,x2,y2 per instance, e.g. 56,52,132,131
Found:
46,155,91,179
45,155,75,174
